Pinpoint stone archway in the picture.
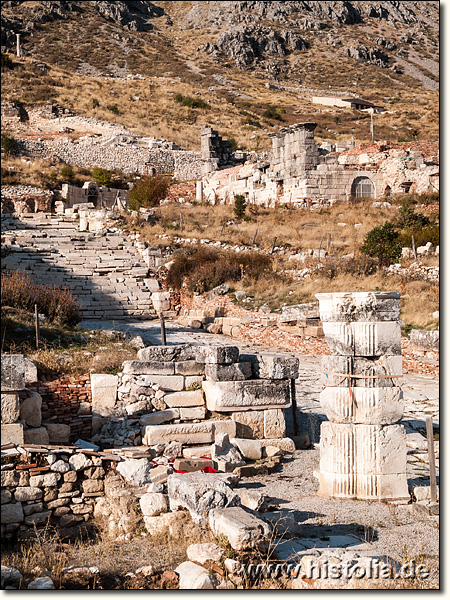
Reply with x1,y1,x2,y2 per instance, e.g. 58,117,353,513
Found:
351,176,375,198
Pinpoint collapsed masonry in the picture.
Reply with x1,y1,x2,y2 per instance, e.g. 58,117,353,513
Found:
202,123,439,206
316,292,409,501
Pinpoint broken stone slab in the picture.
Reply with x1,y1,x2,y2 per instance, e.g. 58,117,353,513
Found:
151,291,171,312
203,380,291,412
321,321,401,356
232,411,264,439
205,362,252,381
234,488,267,512
46,423,71,444
148,465,174,484
90,374,118,417
208,506,272,551
281,302,319,321
175,361,205,376
194,345,240,365
260,438,296,453
137,344,195,362
1,392,20,424
139,492,169,517
1,354,26,391
175,561,215,590
68,453,92,471
164,390,204,407
186,542,224,566
142,420,236,446
321,355,403,387
173,458,214,472
231,438,262,460
23,426,49,446
320,387,404,425
264,409,286,438
1,423,24,445
179,407,206,421
315,292,400,322
183,445,212,459
139,409,179,426
410,329,439,351
167,472,240,524
122,361,175,375
116,458,155,487
143,511,185,537
20,391,42,428
212,436,246,473
254,355,299,380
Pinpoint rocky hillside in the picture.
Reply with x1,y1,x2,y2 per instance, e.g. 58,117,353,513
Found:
1,1,439,149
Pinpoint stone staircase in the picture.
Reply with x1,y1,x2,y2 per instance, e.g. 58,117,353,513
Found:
1,213,158,319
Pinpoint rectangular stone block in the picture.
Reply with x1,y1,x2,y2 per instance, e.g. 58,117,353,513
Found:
137,344,195,362
231,411,264,439
203,380,291,412
194,346,240,365
23,427,49,446
122,361,175,375
91,374,118,417
264,409,286,438
1,423,24,445
173,458,214,472
321,322,401,356
254,355,299,380
321,355,402,388
142,420,236,446
139,375,185,391
231,438,262,460
184,376,204,389
180,407,206,421
1,354,26,391
1,392,20,424
175,361,205,376
139,409,179,426
208,507,271,551
182,446,212,459
205,362,252,382
164,390,204,407
355,424,407,475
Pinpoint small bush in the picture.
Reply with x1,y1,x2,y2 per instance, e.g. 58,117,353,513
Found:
1,52,13,70
1,270,80,326
234,194,247,219
166,246,272,294
360,222,402,267
106,104,120,114
1,133,17,156
92,167,112,187
92,97,100,108
262,107,284,121
128,174,171,211
174,93,210,110
60,164,74,181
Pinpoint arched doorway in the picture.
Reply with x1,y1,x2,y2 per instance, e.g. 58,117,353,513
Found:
351,176,375,198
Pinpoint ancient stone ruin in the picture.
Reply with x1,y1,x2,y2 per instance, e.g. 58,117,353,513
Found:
316,292,409,501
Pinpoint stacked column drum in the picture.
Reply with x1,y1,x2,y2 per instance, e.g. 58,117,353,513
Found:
316,292,409,501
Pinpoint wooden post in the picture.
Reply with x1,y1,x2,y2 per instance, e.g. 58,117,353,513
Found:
34,304,40,350
220,222,225,236
159,312,167,346
180,213,183,233
270,236,277,254
290,379,299,436
318,235,324,261
252,228,258,245
412,235,418,261
426,416,437,502
326,234,331,254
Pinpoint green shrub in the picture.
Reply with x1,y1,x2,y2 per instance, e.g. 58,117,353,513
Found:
128,174,171,211
1,270,80,326
166,246,272,294
106,104,120,114
360,222,402,267
1,133,17,156
262,107,284,121
1,52,13,70
174,93,210,110
92,97,100,108
234,194,247,219
60,164,74,181
92,167,112,187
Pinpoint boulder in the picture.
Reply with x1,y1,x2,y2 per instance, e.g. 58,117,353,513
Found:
139,493,168,517
1,566,23,588
20,391,42,428
116,458,154,487
208,506,272,550
27,577,55,590
175,561,215,589
69,453,93,471
186,542,224,566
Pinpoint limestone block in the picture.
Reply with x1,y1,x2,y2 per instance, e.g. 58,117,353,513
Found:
14,487,43,502
144,278,160,292
316,292,400,322
255,355,299,380
167,472,240,524
186,542,224,566
194,345,240,365
173,458,213,472
90,374,118,417
1,392,20,424
319,422,355,476
234,489,267,512
46,423,71,444
164,390,204,407
151,291,171,312
321,355,402,388
24,358,38,385
320,387,404,424
356,473,409,501
355,424,407,475
231,438,262,460
143,420,235,446
1,354,26,391
116,458,154,487
139,493,168,517
184,375,204,389
68,453,93,471
264,409,286,439
137,344,195,362
23,426,49,445
175,561,215,590
318,471,357,499
179,406,206,421
82,480,103,494
122,361,175,375
205,362,252,381
1,423,24,445
20,391,42,428
203,380,291,412
321,322,401,356
50,459,71,473
148,465,173,484
139,409,179,426
175,361,205,376
231,411,264,439
183,446,212,459
143,511,185,536
410,329,439,351
260,438,296,452
1,470,29,487
1,502,24,524
208,507,272,551
136,375,185,391
29,473,60,487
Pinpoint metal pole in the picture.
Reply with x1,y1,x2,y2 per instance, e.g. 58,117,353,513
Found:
180,213,183,233
412,235,418,261
34,304,40,349
16,33,21,58
159,312,166,346
426,417,438,503
290,379,299,436
251,228,258,245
